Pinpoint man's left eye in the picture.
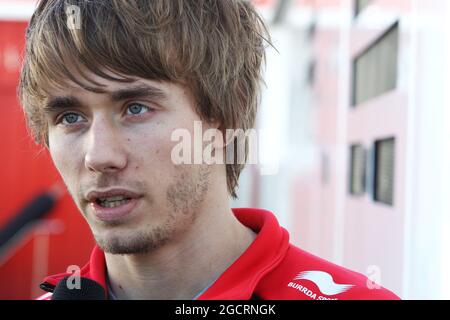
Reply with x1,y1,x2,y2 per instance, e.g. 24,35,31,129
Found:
126,103,151,115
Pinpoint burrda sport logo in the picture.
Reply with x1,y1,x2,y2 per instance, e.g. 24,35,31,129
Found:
287,270,354,300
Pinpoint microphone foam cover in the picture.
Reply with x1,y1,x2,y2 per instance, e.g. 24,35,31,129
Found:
52,276,106,300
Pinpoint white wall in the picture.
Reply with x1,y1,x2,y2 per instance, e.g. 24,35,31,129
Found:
401,0,449,300
238,0,450,299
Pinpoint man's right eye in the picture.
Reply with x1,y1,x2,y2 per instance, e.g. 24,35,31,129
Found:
59,113,83,125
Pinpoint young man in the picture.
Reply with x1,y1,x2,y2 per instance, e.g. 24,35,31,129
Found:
20,0,399,300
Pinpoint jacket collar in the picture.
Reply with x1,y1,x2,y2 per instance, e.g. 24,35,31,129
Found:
198,208,289,299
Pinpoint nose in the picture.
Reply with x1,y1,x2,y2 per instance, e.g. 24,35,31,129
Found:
84,117,127,174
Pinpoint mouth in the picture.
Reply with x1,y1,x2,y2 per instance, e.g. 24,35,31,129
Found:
95,196,132,208
86,189,143,222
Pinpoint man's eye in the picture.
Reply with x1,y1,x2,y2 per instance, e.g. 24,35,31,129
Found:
60,113,83,125
126,103,151,115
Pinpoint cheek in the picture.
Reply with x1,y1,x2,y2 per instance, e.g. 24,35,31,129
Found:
132,122,179,163
129,126,185,188
48,133,82,186
138,138,176,178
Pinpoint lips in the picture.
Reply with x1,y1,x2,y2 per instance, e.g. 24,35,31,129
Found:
86,188,143,222
86,189,142,203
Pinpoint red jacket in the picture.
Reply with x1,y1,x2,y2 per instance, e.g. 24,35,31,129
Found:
37,208,400,300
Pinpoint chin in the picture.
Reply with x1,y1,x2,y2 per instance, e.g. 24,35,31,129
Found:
94,225,172,255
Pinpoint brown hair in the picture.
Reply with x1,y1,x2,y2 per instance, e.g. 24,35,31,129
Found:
19,0,269,198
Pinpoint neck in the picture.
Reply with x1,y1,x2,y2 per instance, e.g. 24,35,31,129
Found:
105,193,256,300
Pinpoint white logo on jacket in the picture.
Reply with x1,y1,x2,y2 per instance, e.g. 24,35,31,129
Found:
293,270,354,296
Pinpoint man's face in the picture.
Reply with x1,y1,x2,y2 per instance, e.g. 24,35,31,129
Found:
45,74,212,254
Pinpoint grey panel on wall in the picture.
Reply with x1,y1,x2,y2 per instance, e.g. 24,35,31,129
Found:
353,22,399,106
350,144,366,196
374,138,395,205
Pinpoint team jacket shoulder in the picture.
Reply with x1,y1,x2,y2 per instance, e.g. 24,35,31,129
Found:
255,245,401,300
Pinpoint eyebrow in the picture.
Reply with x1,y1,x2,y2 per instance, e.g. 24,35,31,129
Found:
43,83,167,115
43,96,81,115
110,83,166,102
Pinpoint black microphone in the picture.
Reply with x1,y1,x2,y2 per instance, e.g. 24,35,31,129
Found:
0,183,64,256
52,276,106,300
0,193,56,249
